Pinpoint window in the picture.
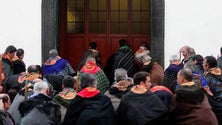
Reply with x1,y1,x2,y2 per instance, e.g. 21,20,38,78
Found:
67,0,85,33
110,0,128,34
132,0,150,34
89,0,107,33
66,0,150,34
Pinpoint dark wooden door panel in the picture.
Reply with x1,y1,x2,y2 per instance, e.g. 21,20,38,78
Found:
132,36,150,52
66,36,85,70
88,36,107,67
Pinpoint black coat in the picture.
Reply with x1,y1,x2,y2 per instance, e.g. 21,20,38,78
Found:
117,91,169,125
113,47,135,77
63,93,116,125
13,60,26,74
18,93,61,125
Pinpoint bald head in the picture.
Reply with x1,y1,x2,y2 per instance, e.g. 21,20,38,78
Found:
177,68,193,85
27,65,41,73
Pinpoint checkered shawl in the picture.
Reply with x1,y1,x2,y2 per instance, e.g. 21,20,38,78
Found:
94,70,110,93
80,70,110,93
205,68,222,98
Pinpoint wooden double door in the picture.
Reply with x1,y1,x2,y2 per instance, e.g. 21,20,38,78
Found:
59,0,151,70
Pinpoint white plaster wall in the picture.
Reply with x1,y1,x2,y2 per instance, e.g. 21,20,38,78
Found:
165,0,222,69
0,0,42,69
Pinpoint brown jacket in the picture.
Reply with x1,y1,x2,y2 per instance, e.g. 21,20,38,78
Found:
142,61,164,85
171,84,218,125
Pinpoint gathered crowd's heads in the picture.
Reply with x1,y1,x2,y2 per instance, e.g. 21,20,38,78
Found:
62,76,76,88
137,43,149,53
188,47,196,56
16,48,24,59
140,43,149,50
85,55,96,64
49,49,58,58
0,94,11,110
133,71,151,89
180,45,195,59
80,73,97,89
119,39,127,47
169,54,180,63
5,45,17,59
142,55,152,63
114,68,128,82
33,80,50,95
180,46,189,57
203,56,217,71
192,54,203,64
89,42,97,49
184,61,197,73
137,46,145,53
133,71,150,85
177,68,193,85
27,65,41,74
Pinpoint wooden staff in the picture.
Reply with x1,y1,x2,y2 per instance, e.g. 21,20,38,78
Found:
24,73,30,100
75,72,80,92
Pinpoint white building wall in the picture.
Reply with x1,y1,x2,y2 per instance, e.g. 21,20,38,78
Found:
165,0,222,68
0,0,42,69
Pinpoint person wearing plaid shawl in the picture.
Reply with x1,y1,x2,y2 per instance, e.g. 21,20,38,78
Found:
80,55,109,93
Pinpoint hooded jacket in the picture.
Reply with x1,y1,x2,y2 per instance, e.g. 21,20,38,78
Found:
63,88,116,125
205,68,222,98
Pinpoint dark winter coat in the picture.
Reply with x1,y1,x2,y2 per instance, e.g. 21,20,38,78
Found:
113,46,135,77
12,58,26,74
117,90,169,125
18,93,61,125
63,90,116,125
171,83,218,125
162,63,183,93
205,68,222,98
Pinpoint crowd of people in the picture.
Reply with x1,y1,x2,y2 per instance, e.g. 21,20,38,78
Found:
0,41,222,125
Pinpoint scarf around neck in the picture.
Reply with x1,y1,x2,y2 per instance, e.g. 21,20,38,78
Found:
77,87,100,98
81,61,100,74
45,56,61,65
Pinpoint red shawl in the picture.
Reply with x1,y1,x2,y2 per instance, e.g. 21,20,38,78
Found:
80,61,100,74
77,87,100,98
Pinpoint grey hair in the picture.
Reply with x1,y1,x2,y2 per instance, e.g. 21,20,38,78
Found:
33,80,49,92
169,54,180,62
184,61,197,73
86,55,96,62
187,47,196,56
49,49,58,57
142,55,152,63
114,68,128,82
80,73,97,89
